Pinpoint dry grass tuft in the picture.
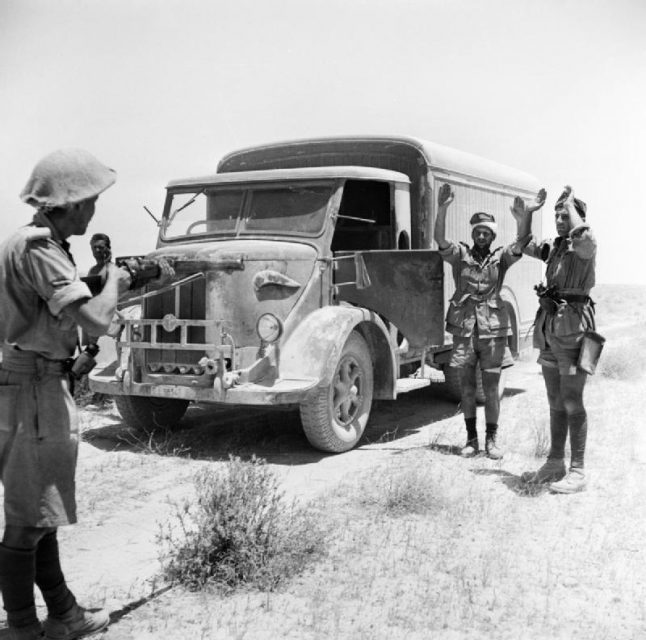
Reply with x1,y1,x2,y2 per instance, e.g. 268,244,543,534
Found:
354,462,447,516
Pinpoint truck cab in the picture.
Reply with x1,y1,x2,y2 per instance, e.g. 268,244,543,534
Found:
91,164,443,452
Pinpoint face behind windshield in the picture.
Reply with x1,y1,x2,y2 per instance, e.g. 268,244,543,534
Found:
162,182,333,240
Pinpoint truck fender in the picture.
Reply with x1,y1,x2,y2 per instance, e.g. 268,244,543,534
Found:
280,305,397,398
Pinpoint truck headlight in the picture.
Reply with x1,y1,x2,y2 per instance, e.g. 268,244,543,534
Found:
256,313,282,343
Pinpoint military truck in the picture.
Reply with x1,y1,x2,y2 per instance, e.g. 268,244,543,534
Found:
89,136,542,452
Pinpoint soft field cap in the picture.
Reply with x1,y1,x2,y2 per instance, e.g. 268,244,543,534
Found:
20,148,116,207
470,211,497,235
555,188,587,220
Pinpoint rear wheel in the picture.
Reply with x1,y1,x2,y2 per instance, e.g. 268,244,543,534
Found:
300,332,373,453
114,396,189,432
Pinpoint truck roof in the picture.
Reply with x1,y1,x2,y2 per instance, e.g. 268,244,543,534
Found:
167,165,411,189
217,135,540,193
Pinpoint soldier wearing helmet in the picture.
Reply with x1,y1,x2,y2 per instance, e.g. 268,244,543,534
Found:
0,149,131,639
434,183,546,460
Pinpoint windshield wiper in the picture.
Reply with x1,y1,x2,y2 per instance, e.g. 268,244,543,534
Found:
143,205,161,226
168,189,205,225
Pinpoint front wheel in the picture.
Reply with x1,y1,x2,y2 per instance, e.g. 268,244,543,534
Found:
299,332,374,453
114,395,189,432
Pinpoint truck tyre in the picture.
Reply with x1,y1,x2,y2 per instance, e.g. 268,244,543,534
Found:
114,396,189,432
441,366,507,404
299,331,373,453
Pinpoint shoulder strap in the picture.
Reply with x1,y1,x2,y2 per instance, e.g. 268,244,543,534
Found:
22,226,52,243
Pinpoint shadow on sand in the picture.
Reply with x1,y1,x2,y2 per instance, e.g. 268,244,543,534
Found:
470,466,551,497
81,384,469,466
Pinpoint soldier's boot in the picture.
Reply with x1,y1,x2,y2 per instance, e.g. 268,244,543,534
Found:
35,531,77,618
7,621,43,640
43,605,109,640
460,438,479,457
34,531,108,639
550,412,588,494
460,417,479,457
520,409,568,484
549,467,587,493
520,459,567,484
485,423,503,460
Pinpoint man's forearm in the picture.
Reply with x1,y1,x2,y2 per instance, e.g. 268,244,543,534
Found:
66,276,120,337
434,207,450,249
516,211,533,241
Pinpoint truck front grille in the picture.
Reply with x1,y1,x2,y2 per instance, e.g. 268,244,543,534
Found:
141,277,208,371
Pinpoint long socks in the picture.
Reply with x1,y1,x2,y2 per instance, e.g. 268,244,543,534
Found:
548,409,568,460
569,411,588,469
35,531,77,617
0,543,38,628
465,416,477,443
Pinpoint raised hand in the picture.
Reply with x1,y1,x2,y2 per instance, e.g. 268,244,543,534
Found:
438,183,454,208
527,188,547,214
106,261,133,295
555,185,573,210
151,257,176,287
510,195,528,224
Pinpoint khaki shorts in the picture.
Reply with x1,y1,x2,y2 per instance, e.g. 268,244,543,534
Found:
0,355,78,527
450,334,514,373
538,330,583,376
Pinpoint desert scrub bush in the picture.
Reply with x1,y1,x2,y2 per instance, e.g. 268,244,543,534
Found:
597,336,646,381
158,455,325,592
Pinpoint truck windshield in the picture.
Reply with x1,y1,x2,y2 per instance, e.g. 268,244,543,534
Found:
162,182,333,239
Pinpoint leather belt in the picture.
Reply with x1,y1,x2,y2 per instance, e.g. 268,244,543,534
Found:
556,293,590,304
1,344,69,375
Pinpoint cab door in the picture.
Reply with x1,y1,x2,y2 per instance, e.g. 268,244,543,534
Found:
334,250,444,349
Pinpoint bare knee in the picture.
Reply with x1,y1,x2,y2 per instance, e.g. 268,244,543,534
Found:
459,367,477,415
460,368,477,398
561,373,587,415
482,371,500,396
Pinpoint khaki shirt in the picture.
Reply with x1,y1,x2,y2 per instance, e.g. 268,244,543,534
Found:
439,242,523,338
0,213,92,360
523,224,597,343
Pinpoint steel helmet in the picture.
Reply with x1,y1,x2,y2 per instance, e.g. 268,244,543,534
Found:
20,148,116,208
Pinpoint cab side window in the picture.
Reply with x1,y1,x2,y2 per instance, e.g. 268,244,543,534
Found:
332,180,393,251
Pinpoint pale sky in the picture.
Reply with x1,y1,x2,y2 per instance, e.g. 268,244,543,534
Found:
1,0,644,283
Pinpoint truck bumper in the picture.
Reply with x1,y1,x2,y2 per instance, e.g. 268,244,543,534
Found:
89,362,319,405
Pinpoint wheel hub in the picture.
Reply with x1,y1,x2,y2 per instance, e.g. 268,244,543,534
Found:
333,356,363,427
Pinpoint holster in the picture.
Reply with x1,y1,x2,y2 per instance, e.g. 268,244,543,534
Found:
538,296,559,315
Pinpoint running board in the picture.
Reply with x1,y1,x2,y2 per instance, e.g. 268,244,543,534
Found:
395,377,431,393
395,365,446,394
